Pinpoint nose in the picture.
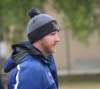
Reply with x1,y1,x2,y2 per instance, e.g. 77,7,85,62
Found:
55,32,60,42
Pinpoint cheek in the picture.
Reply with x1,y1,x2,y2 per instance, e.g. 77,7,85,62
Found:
41,36,55,48
45,40,52,47
44,37,53,44
43,39,53,49
41,38,56,53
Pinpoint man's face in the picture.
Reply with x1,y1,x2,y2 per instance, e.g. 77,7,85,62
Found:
40,31,60,54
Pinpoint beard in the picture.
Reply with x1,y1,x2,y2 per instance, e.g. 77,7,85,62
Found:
43,43,57,54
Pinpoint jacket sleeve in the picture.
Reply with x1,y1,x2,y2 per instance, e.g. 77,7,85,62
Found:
48,56,59,89
4,56,17,73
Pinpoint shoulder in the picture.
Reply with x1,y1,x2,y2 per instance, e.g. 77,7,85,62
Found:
20,54,45,73
15,55,46,82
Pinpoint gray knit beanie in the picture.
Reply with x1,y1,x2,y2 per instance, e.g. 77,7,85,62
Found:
27,8,59,44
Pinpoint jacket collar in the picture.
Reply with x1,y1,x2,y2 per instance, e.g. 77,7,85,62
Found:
12,41,52,64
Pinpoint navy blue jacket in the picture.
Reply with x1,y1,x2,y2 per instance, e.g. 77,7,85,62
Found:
4,41,58,89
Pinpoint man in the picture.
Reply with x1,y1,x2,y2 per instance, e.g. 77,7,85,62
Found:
4,8,60,89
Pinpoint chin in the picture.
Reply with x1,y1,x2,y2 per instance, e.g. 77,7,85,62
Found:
50,48,56,53
46,46,56,54
53,49,56,53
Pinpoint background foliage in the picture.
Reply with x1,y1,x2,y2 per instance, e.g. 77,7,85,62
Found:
0,0,99,42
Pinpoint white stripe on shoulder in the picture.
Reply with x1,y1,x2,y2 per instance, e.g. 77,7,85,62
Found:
14,65,20,89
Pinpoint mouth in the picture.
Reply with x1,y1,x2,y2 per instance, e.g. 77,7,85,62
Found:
54,42,59,46
52,43,58,49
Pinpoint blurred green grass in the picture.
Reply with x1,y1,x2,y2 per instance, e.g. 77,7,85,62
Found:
59,74,100,89
60,82,100,89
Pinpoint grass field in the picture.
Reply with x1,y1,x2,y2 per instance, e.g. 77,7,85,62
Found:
60,82,100,89
59,75,100,89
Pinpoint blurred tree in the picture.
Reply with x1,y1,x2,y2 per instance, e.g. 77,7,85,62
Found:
93,0,100,36
0,0,100,42
54,0,94,42
0,0,45,42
